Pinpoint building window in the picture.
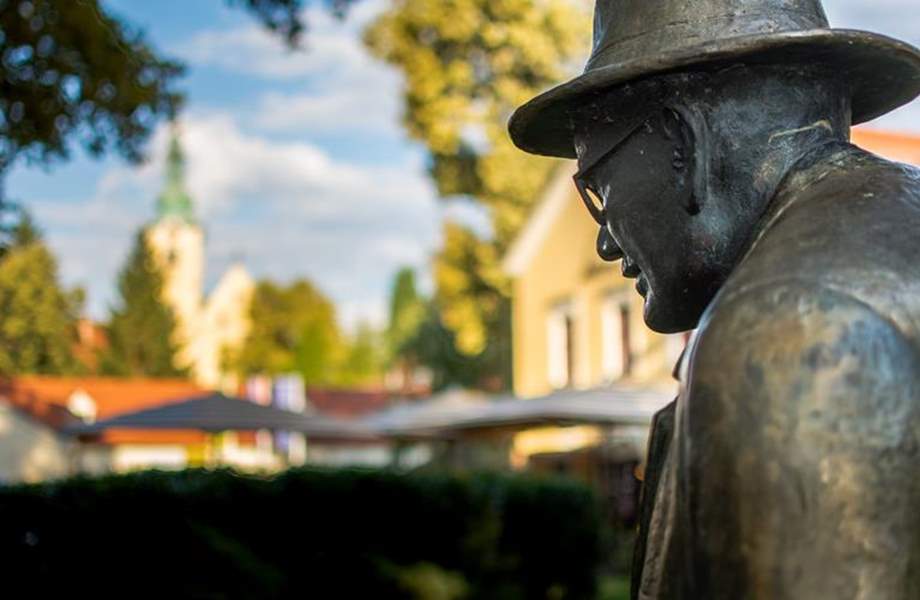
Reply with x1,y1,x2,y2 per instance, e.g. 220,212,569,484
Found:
547,301,574,389
601,295,631,381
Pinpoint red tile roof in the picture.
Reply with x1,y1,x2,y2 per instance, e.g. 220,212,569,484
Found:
1,375,207,418
305,388,392,419
852,128,920,166
0,377,277,447
0,376,209,444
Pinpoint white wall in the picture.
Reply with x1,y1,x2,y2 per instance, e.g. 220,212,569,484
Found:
0,404,72,483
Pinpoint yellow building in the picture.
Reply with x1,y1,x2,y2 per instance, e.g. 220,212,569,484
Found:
503,164,682,400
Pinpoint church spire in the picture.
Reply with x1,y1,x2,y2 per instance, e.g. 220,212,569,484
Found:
156,126,196,224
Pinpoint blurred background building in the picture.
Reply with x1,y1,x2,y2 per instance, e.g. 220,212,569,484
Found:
146,132,255,393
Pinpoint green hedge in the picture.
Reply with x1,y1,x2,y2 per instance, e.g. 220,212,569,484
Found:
0,468,606,599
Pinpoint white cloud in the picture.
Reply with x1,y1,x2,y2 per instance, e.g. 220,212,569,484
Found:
171,114,434,222
30,113,441,326
180,1,405,136
253,85,401,134
179,2,387,83
180,25,361,81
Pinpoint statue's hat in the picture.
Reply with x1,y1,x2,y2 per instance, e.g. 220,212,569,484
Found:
509,0,920,158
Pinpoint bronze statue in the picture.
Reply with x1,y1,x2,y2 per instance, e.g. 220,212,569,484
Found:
509,0,920,598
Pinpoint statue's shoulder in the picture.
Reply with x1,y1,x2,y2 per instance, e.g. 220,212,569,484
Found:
788,145,920,227
689,275,920,405
715,146,920,347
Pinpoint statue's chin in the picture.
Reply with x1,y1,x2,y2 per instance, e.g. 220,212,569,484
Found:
642,291,702,334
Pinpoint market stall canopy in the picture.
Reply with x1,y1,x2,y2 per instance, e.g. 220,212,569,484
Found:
368,385,673,438
66,393,376,441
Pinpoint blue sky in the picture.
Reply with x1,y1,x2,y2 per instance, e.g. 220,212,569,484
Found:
5,0,920,329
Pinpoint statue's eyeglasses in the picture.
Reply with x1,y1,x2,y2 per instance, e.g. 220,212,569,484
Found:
572,110,658,226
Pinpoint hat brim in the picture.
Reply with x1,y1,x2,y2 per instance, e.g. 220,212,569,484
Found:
509,29,920,159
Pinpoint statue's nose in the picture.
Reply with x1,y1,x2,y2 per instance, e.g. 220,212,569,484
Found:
597,227,624,261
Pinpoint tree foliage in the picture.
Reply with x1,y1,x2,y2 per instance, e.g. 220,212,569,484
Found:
337,321,386,387
0,213,80,375
402,302,510,392
100,229,185,377
365,0,588,386
228,0,358,45
385,267,425,361
0,0,183,173
235,279,383,387
385,262,509,392
434,222,508,356
365,0,586,244
236,280,339,383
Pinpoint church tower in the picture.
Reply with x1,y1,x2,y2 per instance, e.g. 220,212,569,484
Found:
145,127,254,392
145,130,205,373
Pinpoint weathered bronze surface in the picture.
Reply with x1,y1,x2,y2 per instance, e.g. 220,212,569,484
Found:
509,1,920,598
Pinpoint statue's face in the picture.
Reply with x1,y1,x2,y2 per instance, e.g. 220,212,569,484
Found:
574,108,720,333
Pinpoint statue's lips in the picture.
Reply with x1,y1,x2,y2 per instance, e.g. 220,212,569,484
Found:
621,255,641,279
622,255,648,296
636,273,649,297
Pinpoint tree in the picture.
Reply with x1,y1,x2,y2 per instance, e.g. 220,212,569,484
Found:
0,206,39,258
365,0,588,387
0,212,81,375
100,229,185,377
383,262,510,391
235,279,387,387
229,0,359,44
385,267,425,360
336,322,386,387
401,302,507,392
365,0,586,244
236,279,342,385
425,225,511,389
383,267,427,391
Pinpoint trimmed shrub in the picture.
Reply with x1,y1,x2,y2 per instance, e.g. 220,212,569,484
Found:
0,468,605,599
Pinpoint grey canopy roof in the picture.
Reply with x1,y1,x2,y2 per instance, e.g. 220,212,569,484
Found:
66,386,674,442
67,393,375,441
367,385,674,438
